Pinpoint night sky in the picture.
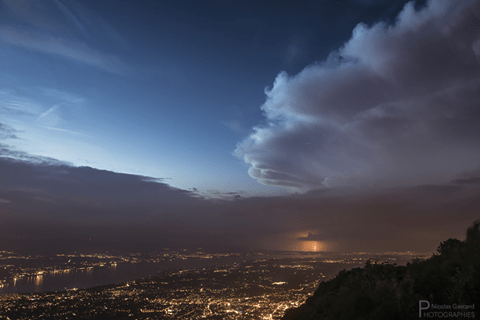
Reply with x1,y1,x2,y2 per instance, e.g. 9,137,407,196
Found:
1,0,479,253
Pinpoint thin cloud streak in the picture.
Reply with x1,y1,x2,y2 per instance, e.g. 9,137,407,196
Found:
37,105,60,121
0,0,130,75
235,0,480,189
0,26,128,75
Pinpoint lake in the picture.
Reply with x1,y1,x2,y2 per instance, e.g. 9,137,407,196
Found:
0,253,314,294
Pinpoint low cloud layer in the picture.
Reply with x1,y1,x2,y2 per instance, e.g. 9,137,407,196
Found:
0,156,214,251
1,155,479,254
235,0,480,189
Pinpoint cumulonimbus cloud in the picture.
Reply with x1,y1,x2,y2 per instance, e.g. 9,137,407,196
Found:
235,0,480,189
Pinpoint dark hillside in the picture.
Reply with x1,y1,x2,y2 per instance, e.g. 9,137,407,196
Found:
282,221,480,320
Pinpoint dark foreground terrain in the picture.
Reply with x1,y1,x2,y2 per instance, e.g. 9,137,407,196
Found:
282,221,480,320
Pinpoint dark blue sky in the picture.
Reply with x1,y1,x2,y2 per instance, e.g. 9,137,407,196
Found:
1,0,479,252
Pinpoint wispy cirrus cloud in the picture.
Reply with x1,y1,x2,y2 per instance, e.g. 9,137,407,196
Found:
0,88,41,116
235,0,480,189
1,86,85,131
0,101,35,116
0,0,129,75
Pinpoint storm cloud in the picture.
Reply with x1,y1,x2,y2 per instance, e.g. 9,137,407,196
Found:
235,0,480,189
1,155,479,253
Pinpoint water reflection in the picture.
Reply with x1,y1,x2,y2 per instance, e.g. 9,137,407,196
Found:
0,254,289,295
35,275,43,286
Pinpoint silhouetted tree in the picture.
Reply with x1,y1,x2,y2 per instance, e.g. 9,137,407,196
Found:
282,220,480,320
436,238,462,255
466,219,480,249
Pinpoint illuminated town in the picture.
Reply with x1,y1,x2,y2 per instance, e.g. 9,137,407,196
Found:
0,249,430,319
0,0,478,317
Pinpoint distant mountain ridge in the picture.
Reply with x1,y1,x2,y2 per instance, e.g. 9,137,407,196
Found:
282,221,480,320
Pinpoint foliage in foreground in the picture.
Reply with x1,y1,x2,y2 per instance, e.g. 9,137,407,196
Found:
282,221,480,320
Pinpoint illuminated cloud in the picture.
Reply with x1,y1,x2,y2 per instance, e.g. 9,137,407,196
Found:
235,0,480,189
297,232,324,241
